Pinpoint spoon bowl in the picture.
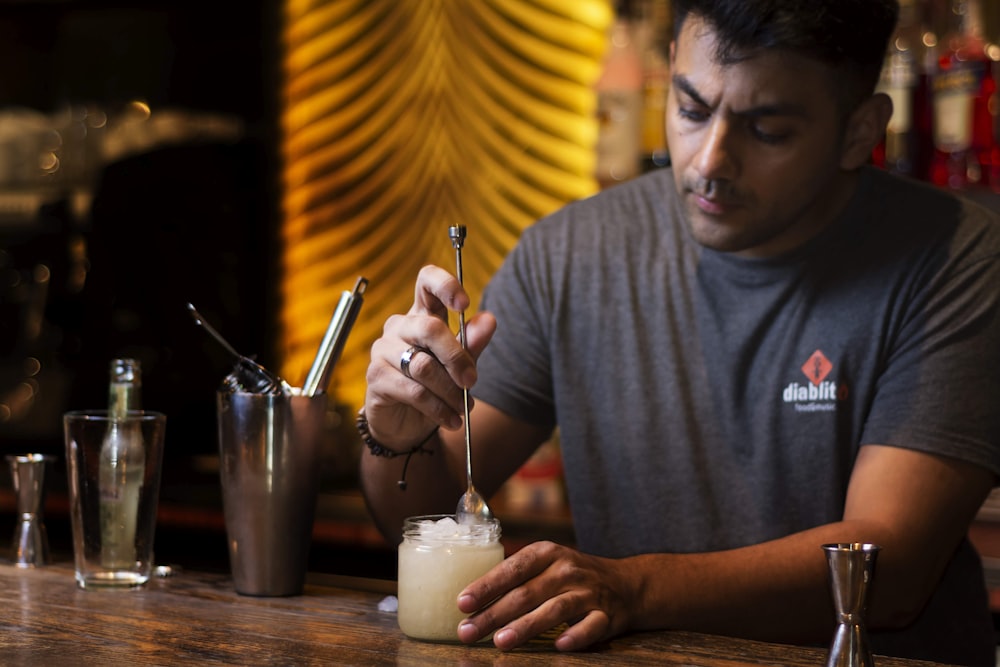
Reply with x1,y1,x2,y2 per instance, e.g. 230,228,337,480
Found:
456,485,493,524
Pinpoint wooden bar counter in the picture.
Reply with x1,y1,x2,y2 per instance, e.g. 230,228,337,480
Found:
0,561,946,666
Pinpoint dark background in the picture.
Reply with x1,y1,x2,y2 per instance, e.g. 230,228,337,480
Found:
0,0,274,116
0,0,282,465
0,0,320,574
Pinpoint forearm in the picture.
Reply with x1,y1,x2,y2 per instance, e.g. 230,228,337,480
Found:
626,519,923,644
359,430,467,545
624,446,994,644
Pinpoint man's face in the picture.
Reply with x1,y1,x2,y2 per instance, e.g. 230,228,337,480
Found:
666,16,855,258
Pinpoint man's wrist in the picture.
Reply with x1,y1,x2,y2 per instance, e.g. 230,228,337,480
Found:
356,409,438,490
356,408,439,458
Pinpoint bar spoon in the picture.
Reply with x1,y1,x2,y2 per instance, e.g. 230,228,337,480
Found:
449,225,493,525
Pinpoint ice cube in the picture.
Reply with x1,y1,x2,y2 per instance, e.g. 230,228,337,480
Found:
430,517,458,537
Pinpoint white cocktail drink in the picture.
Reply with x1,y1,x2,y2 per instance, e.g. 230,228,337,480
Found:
397,514,503,642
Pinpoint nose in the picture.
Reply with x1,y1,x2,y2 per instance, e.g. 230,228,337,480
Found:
693,118,738,181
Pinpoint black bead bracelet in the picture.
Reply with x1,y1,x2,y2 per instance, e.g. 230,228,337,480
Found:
356,409,437,489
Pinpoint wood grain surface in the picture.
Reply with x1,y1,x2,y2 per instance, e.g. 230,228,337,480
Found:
0,562,946,666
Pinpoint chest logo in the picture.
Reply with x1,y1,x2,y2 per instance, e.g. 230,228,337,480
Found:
801,350,832,387
783,349,843,410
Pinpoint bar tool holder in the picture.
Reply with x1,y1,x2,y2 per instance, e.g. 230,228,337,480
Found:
6,454,54,567
823,542,880,667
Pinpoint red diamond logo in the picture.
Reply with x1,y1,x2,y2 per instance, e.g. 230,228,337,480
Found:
801,350,832,387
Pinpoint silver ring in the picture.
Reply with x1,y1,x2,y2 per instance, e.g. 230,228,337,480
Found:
400,345,429,380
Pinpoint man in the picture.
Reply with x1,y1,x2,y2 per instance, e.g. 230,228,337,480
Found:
359,1,1000,664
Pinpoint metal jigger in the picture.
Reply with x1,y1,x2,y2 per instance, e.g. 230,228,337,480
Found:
823,543,881,667
6,454,54,567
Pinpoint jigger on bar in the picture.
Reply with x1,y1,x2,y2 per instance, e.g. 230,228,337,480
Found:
6,454,55,568
823,542,880,667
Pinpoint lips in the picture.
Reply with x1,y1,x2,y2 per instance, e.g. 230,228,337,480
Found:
684,179,742,216
691,190,746,216
693,194,728,215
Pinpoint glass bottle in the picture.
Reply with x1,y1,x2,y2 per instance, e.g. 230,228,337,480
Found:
875,0,924,176
929,0,998,190
98,358,145,570
595,0,644,188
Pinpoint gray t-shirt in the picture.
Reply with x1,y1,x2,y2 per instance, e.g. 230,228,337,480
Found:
473,166,1000,664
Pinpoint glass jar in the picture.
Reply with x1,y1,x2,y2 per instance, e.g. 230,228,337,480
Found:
397,514,503,642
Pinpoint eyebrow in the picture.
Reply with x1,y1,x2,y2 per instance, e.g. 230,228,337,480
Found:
671,73,809,119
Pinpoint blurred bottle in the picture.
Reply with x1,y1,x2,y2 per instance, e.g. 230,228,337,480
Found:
875,0,924,176
929,0,999,190
595,0,644,188
99,357,145,570
912,6,939,182
634,0,672,173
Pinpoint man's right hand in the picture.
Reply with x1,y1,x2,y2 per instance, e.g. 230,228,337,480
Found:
363,264,497,452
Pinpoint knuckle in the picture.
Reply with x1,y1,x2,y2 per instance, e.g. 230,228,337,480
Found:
547,594,575,619
410,348,435,376
383,313,406,334
503,553,532,581
506,583,535,611
368,334,391,360
405,381,432,406
365,358,392,386
551,557,582,582
531,541,561,560
410,314,449,342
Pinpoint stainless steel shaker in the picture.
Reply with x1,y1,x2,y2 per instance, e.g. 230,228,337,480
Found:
217,390,328,596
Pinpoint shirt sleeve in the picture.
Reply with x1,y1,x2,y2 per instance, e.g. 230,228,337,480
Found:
861,200,1000,479
472,223,558,430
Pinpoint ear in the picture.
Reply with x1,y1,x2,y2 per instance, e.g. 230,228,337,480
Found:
840,92,894,170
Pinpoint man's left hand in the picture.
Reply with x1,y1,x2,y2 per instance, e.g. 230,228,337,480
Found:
455,541,637,651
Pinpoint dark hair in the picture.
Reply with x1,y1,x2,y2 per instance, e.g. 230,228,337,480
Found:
672,0,899,110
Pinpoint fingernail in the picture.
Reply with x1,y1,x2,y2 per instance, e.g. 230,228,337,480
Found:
457,621,477,642
457,593,474,611
447,414,463,430
494,628,516,647
461,369,477,388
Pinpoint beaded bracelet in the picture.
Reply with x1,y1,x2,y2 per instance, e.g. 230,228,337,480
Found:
356,409,437,489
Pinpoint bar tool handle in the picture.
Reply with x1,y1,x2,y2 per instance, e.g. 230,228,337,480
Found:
302,277,368,397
